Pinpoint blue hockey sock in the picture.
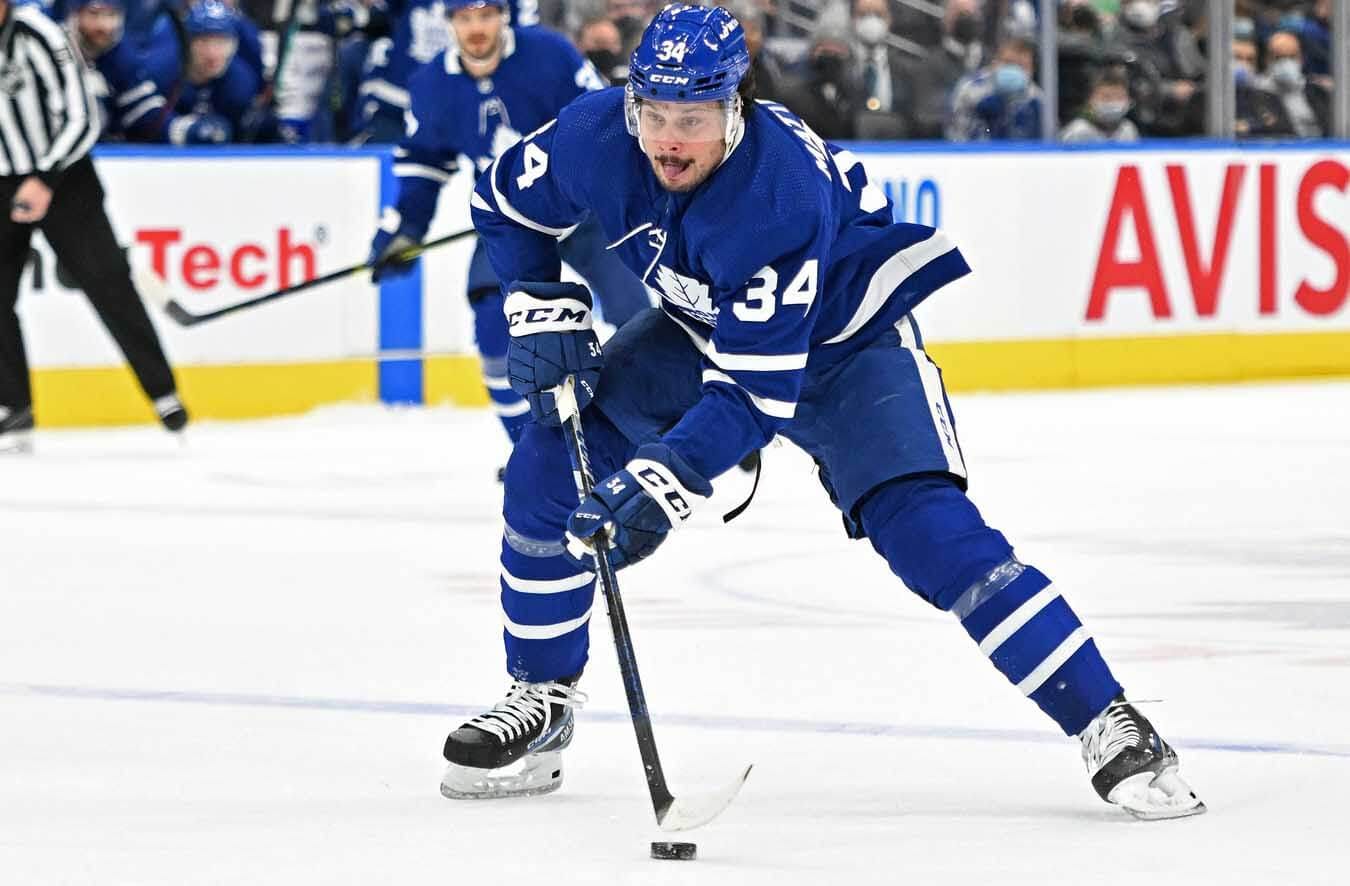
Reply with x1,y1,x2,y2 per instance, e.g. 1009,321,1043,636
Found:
860,475,1122,736
497,418,630,681
470,288,530,442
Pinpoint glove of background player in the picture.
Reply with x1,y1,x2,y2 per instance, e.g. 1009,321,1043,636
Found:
505,282,603,426
368,208,420,283
565,443,712,571
168,113,232,146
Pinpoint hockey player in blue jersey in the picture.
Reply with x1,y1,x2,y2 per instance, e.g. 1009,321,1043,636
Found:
143,0,269,144
367,0,648,442
437,5,1205,821
354,0,538,143
70,0,233,144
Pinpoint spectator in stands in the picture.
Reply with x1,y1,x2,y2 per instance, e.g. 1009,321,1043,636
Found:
946,35,1043,141
145,0,271,143
850,0,909,138
1056,0,1110,127
575,15,626,85
1301,0,1332,79
1060,68,1139,142
1260,29,1330,137
605,0,649,55
724,0,786,103
1232,33,1297,137
777,3,862,140
1107,0,1205,136
902,0,985,140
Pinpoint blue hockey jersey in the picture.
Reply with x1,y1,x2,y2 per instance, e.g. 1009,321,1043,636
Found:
144,23,265,136
471,89,970,479
358,0,542,121
391,25,604,239
84,35,170,140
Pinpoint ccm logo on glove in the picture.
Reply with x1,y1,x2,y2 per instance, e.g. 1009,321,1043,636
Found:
505,292,592,335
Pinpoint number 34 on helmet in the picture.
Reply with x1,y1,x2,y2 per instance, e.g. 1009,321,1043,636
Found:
624,4,752,156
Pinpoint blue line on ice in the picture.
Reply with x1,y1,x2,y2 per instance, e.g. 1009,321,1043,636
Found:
5,681,1347,760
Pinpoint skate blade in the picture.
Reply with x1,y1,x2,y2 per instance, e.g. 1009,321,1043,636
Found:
657,765,754,832
0,431,33,454
439,751,564,800
1109,766,1207,821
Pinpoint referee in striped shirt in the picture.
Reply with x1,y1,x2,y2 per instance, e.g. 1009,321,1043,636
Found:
0,0,186,452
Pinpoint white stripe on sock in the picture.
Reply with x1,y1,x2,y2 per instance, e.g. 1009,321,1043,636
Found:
1016,626,1090,696
977,585,1059,656
501,569,593,595
503,606,592,640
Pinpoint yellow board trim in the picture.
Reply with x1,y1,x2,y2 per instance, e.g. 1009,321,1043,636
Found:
27,331,1350,427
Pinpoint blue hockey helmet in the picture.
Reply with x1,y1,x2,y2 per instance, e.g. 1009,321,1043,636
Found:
625,5,751,157
184,0,238,38
445,0,507,11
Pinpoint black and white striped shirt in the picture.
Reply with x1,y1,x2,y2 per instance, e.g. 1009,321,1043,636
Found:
0,4,100,182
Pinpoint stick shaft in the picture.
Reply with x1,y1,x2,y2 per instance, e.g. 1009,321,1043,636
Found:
555,379,676,819
163,229,474,326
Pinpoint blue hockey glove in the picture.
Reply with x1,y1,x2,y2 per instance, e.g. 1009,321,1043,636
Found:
368,208,420,283
505,282,603,426
565,443,713,571
168,113,232,145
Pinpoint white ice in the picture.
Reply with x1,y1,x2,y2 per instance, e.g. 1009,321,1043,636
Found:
3,381,1349,885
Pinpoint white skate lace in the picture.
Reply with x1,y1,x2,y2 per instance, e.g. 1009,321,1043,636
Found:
1080,700,1144,775
468,680,588,743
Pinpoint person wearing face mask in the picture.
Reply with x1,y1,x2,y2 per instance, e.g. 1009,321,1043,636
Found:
1259,30,1330,138
777,8,862,140
903,0,984,139
850,0,910,138
946,36,1043,141
605,0,648,55
1107,0,1203,136
1060,69,1140,142
575,15,626,85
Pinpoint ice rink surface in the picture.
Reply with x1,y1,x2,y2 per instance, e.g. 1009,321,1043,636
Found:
3,381,1348,885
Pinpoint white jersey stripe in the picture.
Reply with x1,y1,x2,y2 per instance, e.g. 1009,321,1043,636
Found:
1016,627,1090,696
501,569,594,595
503,606,592,640
706,342,808,372
977,585,1060,656
823,231,957,346
701,369,797,419
393,162,452,183
488,153,578,238
493,399,532,417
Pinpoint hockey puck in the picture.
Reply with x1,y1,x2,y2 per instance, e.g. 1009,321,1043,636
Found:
650,841,697,860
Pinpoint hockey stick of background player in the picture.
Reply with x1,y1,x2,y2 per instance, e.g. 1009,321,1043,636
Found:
139,229,474,327
553,376,753,832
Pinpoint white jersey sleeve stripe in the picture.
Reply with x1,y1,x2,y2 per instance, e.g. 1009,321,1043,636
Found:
393,162,453,183
823,231,957,346
702,369,797,419
706,342,808,372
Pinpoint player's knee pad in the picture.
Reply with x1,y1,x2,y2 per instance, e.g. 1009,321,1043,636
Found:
502,412,631,542
859,474,1014,612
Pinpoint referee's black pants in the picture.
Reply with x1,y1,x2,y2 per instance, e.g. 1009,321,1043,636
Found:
0,155,178,414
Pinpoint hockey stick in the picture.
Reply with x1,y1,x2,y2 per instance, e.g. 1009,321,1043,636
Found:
553,376,753,832
137,229,474,327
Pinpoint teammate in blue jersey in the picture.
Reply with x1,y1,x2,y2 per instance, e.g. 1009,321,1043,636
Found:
367,0,648,443
143,0,270,144
438,5,1206,821
355,0,539,143
69,0,233,144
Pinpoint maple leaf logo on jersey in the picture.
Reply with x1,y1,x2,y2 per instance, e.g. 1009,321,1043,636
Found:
651,265,717,325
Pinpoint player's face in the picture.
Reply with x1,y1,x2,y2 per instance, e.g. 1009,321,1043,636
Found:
451,6,505,64
77,5,124,55
190,35,237,81
638,100,727,193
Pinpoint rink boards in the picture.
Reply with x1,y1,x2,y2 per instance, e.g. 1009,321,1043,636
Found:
17,141,1350,426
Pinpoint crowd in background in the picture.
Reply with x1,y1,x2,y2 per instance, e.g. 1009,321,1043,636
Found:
27,0,1345,146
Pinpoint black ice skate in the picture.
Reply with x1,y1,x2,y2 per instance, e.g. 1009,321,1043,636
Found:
0,405,34,454
440,675,586,800
1079,696,1206,820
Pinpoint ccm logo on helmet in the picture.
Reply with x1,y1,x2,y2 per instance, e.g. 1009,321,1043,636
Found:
649,73,691,84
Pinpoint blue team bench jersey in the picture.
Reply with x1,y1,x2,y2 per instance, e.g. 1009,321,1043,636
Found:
471,88,970,477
